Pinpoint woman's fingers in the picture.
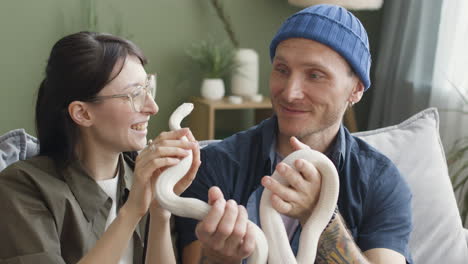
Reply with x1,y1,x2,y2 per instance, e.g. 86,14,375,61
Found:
155,128,190,141
136,157,181,183
174,139,200,194
185,129,197,142
150,140,195,152
150,145,191,159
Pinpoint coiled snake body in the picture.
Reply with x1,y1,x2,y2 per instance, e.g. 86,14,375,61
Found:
155,103,339,264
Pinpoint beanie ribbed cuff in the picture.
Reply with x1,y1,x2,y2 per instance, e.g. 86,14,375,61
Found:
270,5,371,90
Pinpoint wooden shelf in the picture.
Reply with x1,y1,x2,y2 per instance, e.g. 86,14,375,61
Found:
188,96,272,140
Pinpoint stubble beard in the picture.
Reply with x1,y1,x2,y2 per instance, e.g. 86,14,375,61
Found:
275,101,346,141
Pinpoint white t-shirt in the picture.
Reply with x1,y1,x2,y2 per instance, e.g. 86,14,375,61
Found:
97,175,134,264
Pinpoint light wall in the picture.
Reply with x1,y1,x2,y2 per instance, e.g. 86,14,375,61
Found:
0,0,382,138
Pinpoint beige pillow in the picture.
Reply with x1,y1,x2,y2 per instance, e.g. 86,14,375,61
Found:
353,108,468,263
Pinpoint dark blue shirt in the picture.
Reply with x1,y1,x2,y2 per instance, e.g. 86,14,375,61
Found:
175,116,413,263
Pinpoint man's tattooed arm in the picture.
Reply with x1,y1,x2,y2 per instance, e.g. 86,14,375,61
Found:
198,213,369,264
315,213,370,264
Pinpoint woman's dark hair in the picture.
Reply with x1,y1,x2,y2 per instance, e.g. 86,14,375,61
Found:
36,31,147,166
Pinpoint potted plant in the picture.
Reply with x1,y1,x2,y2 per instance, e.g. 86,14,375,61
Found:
209,0,260,99
186,39,237,100
443,79,468,226
449,136,468,224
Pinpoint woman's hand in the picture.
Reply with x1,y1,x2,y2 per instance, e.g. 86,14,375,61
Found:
123,128,200,219
172,128,201,195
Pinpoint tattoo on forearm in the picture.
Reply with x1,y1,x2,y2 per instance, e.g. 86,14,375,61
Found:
314,215,368,264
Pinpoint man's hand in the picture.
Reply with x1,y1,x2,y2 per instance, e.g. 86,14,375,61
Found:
261,136,322,225
195,187,256,264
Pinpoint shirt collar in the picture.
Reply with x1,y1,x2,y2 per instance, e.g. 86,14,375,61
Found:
63,154,131,222
260,115,279,171
325,124,346,171
262,116,346,172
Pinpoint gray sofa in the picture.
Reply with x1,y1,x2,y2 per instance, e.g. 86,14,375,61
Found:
199,108,468,263
1,108,468,263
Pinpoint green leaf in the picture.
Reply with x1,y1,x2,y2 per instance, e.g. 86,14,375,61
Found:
186,38,238,79
452,163,468,190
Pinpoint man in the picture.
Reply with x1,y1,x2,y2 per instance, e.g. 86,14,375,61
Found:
176,4,413,264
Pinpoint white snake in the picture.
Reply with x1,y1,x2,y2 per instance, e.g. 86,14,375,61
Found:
154,103,340,264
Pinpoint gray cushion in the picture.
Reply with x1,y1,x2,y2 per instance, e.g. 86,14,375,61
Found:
354,108,468,263
0,129,39,171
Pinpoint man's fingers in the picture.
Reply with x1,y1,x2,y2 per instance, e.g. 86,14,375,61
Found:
271,193,293,214
290,136,310,151
261,175,297,204
196,198,226,239
208,186,224,206
211,200,238,250
239,222,257,258
295,159,321,183
223,205,248,256
275,162,308,192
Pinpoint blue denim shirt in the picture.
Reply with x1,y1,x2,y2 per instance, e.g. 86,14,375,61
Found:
175,116,413,263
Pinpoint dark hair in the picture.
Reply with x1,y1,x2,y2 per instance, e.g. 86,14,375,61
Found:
35,31,147,166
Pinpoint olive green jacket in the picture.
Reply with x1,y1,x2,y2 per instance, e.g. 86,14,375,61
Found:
0,154,147,264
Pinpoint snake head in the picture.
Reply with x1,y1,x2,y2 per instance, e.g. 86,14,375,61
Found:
169,103,194,131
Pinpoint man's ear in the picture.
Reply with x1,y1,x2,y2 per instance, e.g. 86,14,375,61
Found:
349,80,365,105
68,101,93,127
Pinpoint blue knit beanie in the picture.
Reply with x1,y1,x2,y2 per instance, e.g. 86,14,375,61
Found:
270,4,371,90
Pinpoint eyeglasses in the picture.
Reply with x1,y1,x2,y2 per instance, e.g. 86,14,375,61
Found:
88,74,156,112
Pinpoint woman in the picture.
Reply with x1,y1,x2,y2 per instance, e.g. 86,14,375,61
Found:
0,31,200,264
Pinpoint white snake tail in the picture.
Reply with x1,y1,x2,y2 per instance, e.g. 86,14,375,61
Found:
154,103,268,264
260,148,340,263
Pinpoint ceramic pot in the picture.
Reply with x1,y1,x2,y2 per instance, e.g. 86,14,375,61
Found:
201,78,225,100
231,48,259,97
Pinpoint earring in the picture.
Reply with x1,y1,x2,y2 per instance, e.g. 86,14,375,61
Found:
349,101,355,108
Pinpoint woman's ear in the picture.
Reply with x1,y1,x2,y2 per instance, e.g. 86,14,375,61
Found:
68,101,93,127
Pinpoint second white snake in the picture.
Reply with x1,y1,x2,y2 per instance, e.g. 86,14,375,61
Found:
155,103,339,264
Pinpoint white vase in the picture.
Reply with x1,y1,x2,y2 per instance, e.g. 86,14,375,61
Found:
231,48,259,97
201,78,225,100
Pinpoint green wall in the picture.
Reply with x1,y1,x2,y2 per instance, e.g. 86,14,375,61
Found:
0,0,382,138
